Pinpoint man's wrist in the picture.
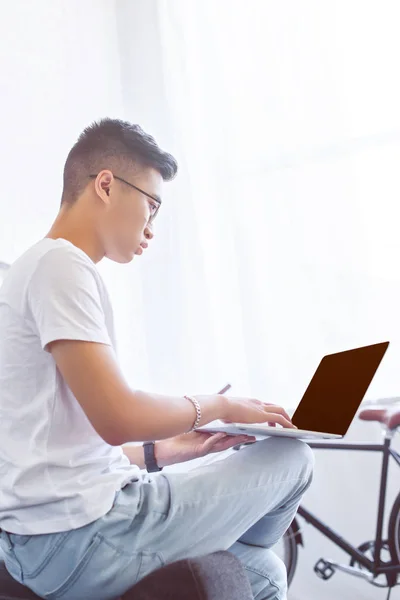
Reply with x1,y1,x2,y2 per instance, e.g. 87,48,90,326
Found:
153,440,170,468
214,393,229,421
143,441,163,472
190,394,227,426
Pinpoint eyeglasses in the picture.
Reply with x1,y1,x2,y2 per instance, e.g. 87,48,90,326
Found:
89,174,162,223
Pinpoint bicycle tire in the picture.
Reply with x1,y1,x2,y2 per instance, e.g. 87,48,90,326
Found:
282,521,299,587
388,491,400,579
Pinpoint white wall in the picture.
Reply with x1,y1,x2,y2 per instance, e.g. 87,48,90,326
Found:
0,0,124,264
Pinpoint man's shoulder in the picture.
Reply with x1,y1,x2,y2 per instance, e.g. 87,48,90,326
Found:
32,239,94,269
27,239,98,284
8,239,92,278
2,239,99,306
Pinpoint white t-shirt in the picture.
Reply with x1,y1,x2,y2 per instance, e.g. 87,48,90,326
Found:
0,238,140,535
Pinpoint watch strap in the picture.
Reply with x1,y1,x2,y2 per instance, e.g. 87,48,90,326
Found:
143,441,163,472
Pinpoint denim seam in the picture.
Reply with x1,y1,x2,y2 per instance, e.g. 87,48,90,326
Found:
113,507,168,518
96,532,139,558
136,552,143,583
136,551,165,583
244,564,281,596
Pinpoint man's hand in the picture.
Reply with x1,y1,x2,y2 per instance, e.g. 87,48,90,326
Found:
155,430,256,467
219,397,296,429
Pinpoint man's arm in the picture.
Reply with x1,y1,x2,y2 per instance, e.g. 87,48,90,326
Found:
50,340,294,446
49,339,224,446
31,248,295,448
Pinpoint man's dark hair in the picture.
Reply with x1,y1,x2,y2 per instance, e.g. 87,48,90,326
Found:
61,118,178,204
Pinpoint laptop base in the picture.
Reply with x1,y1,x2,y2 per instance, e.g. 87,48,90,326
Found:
197,423,342,440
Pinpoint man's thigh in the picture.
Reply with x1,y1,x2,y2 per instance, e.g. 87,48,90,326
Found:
127,437,313,564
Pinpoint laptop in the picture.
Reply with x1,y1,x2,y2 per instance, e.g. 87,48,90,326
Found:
196,342,390,440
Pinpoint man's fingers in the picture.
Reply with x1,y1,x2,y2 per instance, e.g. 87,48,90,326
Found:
214,435,256,450
207,432,227,442
202,432,227,451
264,413,296,429
248,398,291,421
261,404,292,422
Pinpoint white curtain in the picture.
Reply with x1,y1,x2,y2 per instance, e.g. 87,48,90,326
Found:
102,0,400,407
112,9,400,598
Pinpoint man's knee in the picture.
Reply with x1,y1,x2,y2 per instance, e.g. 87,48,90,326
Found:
285,437,314,473
254,436,314,476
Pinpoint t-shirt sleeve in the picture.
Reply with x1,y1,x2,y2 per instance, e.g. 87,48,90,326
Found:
27,248,112,351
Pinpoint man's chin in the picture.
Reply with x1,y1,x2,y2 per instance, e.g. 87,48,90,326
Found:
105,250,136,264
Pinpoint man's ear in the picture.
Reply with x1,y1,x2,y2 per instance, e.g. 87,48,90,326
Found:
94,171,113,203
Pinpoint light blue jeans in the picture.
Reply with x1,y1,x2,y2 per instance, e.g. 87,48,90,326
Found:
0,437,314,600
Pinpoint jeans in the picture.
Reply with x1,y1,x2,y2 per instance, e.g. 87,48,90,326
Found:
0,437,314,600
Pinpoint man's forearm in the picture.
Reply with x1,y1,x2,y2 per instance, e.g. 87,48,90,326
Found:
115,391,224,444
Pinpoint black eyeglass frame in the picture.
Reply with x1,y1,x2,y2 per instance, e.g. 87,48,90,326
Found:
89,174,161,223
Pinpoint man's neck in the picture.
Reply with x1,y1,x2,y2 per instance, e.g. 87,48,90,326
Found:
46,206,104,264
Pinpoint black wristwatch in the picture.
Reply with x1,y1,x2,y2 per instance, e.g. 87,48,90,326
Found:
143,441,163,472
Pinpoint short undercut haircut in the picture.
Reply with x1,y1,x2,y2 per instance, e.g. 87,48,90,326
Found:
61,118,178,204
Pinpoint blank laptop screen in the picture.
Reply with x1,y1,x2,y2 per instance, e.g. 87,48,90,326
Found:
291,342,389,435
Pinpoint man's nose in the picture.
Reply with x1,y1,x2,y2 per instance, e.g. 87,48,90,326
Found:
144,225,154,240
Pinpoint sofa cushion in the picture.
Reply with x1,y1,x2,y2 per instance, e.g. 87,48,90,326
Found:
0,550,253,600
124,551,254,600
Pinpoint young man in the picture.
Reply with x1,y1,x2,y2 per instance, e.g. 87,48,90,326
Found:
0,119,314,600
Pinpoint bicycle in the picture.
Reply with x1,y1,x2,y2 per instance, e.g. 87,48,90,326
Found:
275,400,400,599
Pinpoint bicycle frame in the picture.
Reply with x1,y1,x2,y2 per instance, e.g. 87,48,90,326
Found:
297,435,400,584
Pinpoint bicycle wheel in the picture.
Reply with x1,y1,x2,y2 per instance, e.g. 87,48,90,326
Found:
273,521,300,587
388,491,400,583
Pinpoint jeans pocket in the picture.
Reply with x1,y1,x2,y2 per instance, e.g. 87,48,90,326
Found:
43,534,142,600
15,531,70,579
45,533,103,599
0,531,68,583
